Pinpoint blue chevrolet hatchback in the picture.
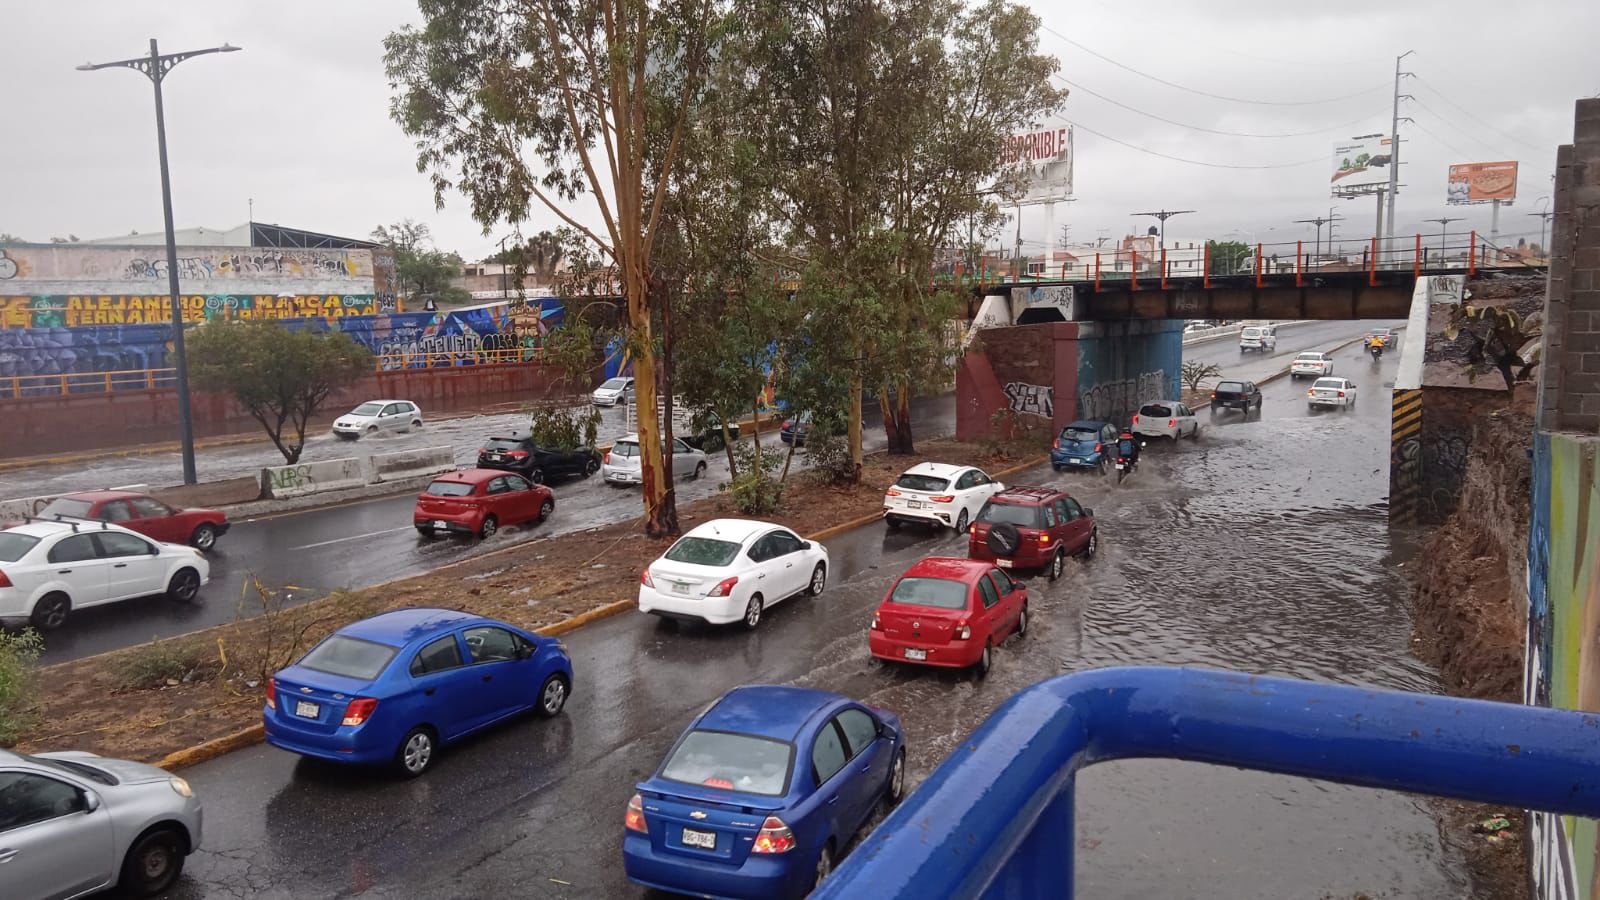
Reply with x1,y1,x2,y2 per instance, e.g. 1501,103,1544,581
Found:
262,608,573,777
1051,419,1119,472
623,685,906,898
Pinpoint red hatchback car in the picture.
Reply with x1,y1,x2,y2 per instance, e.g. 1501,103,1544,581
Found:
968,486,1097,581
31,490,230,551
414,468,554,538
869,557,1028,676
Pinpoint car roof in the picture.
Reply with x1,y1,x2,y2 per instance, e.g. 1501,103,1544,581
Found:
1140,399,1182,405
356,399,410,406
990,486,1063,506
900,462,968,478
698,685,844,741
902,556,992,583
52,490,147,502
1064,419,1111,430
1296,351,1326,356
615,433,640,442
336,608,488,647
684,518,782,542
430,468,501,485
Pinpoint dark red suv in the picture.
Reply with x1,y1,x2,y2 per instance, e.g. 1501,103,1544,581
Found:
967,486,1098,580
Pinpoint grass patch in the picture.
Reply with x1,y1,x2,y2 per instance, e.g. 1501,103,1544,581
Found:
0,629,43,745
115,641,205,691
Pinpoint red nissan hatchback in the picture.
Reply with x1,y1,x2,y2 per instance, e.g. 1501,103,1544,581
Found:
868,557,1027,676
967,486,1097,581
413,468,554,538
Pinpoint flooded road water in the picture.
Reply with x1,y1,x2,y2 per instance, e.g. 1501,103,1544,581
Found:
169,338,1471,899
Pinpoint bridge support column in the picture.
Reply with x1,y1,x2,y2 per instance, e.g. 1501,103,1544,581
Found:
1389,388,1422,526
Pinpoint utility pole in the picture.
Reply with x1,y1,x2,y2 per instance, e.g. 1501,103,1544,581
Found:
1425,216,1463,259
1528,199,1554,258
78,39,242,486
1294,213,1342,263
1386,51,1415,243
1131,210,1195,250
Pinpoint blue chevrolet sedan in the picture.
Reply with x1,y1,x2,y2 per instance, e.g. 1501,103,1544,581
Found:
624,685,906,898
1050,419,1119,472
263,608,573,777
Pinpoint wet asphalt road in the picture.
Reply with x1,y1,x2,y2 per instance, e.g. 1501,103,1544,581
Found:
157,334,1476,900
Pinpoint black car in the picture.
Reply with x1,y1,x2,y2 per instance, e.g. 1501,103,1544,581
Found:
477,435,601,484
1210,379,1262,416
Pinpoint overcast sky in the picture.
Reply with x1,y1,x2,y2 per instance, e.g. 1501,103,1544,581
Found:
1,1,1594,261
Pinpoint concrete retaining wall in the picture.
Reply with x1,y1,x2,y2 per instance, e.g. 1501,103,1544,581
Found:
368,446,454,484
260,457,368,500
0,484,150,520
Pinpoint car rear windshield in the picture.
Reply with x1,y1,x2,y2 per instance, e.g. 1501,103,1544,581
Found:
1296,353,1323,360
612,440,639,459
1241,328,1263,337
1314,378,1344,389
1139,404,1173,417
1214,382,1245,393
664,536,741,567
1062,427,1100,442
0,534,40,563
425,481,475,497
351,402,384,416
888,576,970,610
37,498,93,519
978,502,1044,528
660,730,793,797
483,438,524,451
298,635,398,681
894,473,949,493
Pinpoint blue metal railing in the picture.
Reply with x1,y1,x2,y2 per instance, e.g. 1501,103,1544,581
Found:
817,666,1600,899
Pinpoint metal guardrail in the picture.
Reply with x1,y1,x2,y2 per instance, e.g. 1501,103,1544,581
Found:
817,666,1600,900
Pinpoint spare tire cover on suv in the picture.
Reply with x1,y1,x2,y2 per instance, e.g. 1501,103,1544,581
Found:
987,522,1022,556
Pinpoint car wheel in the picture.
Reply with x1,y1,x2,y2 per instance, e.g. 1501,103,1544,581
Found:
584,455,600,477
528,467,546,485
394,726,437,778
1084,529,1098,560
955,508,969,533
1017,602,1030,638
813,842,835,889
166,568,201,603
118,826,185,898
693,461,707,480
1098,456,1109,476
1048,549,1065,581
537,498,555,523
808,563,827,596
742,594,764,631
479,515,499,539
536,673,569,718
885,749,907,808
411,418,422,429
885,516,901,530
366,425,378,436
29,592,70,630
975,642,993,678
415,525,434,537
188,523,218,551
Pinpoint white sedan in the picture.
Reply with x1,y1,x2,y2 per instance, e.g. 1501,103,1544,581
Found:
1308,377,1358,410
332,399,422,439
0,520,209,630
1131,401,1200,441
1290,352,1334,380
639,519,829,629
882,462,1004,532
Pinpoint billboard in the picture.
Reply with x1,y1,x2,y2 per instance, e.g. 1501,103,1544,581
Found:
1330,134,1393,194
1000,126,1073,203
1447,161,1518,204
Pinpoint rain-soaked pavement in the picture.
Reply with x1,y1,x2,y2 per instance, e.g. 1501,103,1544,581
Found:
158,334,1475,899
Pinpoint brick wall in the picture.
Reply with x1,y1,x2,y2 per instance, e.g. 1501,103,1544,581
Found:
1542,98,1600,431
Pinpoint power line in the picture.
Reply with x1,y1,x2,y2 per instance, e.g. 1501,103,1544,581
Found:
1412,76,1548,154
1408,97,1517,160
1407,118,1477,164
1067,120,1328,169
1052,74,1383,138
1038,24,1389,107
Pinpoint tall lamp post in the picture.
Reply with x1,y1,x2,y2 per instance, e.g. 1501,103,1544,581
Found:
78,39,241,485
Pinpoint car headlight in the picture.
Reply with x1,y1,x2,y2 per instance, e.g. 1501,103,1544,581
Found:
169,775,193,798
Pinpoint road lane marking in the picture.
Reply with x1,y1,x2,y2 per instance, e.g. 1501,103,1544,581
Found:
290,526,416,551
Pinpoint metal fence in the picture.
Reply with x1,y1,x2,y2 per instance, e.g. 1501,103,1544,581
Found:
817,666,1600,899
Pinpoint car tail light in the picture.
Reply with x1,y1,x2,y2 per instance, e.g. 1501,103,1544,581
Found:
1052,438,1060,449
930,495,954,503
707,576,738,597
1338,390,1346,397
640,569,655,587
342,697,379,727
1168,419,1175,428
477,447,486,455
1307,389,1314,397
625,793,649,834
603,451,611,465
0,569,10,589
968,525,976,535
1039,533,1051,544
1132,414,1140,425
871,611,882,630
784,419,795,429
752,816,797,854
953,620,972,640
1094,443,1102,452
885,488,902,497
265,678,277,710
509,450,529,458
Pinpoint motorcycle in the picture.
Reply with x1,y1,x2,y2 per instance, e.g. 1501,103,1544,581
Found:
1369,343,1385,362
1114,441,1146,484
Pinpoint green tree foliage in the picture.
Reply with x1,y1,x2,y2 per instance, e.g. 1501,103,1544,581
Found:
1206,240,1250,275
0,628,41,745
187,321,374,464
371,219,471,307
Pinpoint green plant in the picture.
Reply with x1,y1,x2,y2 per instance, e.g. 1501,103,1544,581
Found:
0,628,42,745
806,433,857,486
115,642,204,691
982,408,1047,457
726,442,784,515
527,404,601,450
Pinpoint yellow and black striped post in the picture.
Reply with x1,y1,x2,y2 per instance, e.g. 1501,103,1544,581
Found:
1390,388,1423,524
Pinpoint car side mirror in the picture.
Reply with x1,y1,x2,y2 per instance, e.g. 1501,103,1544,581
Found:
801,540,813,551
81,790,101,813
1083,507,1094,518
993,481,1004,491
516,643,534,660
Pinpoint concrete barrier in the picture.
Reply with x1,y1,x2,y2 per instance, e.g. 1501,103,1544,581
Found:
260,457,367,500
0,484,150,521
368,446,455,484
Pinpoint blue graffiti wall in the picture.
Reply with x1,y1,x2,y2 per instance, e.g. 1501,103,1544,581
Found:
1072,319,1183,425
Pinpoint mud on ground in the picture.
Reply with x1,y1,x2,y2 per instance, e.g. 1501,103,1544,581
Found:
12,439,1035,764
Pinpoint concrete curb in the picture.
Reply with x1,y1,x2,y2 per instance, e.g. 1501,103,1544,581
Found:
150,446,1048,772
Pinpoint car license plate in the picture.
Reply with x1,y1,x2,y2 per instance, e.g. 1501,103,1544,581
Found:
432,520,448,530
295,700,319,719
673,581,693,595
996,559,1013,568
682,828,717,849
907,500,928,509
904,648,928,661
1069,458,1083,465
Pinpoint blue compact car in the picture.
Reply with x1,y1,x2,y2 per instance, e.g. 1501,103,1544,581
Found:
624,686,907,898
263,608,573,777
1050,419,1119,472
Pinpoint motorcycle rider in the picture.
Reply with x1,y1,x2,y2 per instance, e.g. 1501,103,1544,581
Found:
1367,334,1386,356
1116,430,1142,472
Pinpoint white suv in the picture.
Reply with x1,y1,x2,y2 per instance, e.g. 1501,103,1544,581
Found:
0,520,209,630
1239,325,1277,353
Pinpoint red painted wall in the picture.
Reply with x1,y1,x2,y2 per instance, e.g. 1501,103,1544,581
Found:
0,362,576,458
957,322,1081,441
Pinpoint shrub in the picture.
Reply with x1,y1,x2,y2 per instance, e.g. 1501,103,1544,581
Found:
727,442,784,515
806,433,857,485
528,404,601,450
116,641,204,691
0,629,42,745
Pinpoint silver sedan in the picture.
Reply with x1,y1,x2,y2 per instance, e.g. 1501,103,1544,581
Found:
1,749,203,899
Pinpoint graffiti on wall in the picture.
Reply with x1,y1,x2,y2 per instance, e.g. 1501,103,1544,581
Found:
0,250,17,280
0,294,382,329
0,245,371,284
1003,382,1053,418
1079,370,1166,422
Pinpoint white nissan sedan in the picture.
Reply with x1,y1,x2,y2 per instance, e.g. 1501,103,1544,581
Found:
639,519,829,629
883,462,1004,532
1308,377,1358,410
1290,352,1334,380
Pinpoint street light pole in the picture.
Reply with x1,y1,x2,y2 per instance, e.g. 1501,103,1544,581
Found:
1529,197,1553,259
1131,210,1196,250
79,39,240,486
1425,216,1463,260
